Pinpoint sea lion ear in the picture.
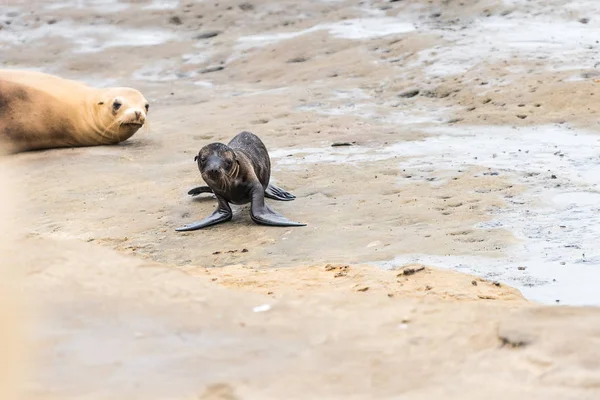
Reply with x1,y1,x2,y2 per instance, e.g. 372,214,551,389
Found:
194,155,198,162
97,101,104,105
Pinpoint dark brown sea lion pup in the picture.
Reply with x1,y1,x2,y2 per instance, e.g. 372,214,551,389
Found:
175,131,306,231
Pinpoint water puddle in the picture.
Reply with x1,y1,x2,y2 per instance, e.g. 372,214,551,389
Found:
0,21,177,53
410,14,600,77
367,124,600,306
44,0,130,13
237,17,415,49
142,0,180,10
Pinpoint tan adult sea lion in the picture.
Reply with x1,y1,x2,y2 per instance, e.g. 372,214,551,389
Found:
0,69,149,153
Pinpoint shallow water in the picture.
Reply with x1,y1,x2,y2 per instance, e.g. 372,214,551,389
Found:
237,17,415,49
0,21,177,53
372,125,600,306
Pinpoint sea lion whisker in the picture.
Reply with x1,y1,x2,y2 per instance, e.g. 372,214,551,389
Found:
102,119,122,142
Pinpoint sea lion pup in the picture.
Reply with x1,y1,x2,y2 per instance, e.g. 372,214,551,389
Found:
176,131,306,231
0,69,149,153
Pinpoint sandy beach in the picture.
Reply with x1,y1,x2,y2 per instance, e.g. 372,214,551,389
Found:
2,0,600,398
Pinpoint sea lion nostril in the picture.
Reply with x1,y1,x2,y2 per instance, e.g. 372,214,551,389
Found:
135,111,141,119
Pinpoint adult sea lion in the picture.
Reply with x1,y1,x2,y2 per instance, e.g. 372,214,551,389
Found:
0,69,149,153
176,131,306,231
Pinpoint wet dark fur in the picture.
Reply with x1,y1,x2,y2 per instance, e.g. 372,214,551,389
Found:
176,131,305,231
197,131,270,205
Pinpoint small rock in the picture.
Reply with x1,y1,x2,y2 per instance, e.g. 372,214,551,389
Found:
579,18,590,24
551,174,557,179
471,280,478,286
47,18,57,24
493,281,501,287
287,56,308,63
242,248,249,253
516,114,527,119
169,15,183,25
357,287,369,292
399,89,420,98
331,142,353,147
399,266,425,276
200,66,225,74
194,30,220,39
518,266,526,270
239,2,254,11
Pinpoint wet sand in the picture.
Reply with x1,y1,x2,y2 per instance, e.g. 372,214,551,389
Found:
3,0,600,398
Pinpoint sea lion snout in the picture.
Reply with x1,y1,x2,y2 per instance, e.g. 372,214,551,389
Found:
202,156,227,178
120,108,146,126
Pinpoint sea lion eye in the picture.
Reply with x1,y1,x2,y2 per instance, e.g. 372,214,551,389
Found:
112,100,122,111
144,104,149,112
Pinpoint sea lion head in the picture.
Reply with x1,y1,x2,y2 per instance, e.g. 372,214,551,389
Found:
95,87,149,142
195,143,239,188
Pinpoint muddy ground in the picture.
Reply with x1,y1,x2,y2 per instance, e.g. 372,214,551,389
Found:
2,0,600,398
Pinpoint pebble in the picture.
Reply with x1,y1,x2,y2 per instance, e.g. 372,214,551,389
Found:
194,30,220,39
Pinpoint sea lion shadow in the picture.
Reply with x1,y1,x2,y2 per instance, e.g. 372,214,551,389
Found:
118,138,156,149
190,194,216,203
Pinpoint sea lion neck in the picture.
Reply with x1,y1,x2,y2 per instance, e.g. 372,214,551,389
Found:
83,88,122,144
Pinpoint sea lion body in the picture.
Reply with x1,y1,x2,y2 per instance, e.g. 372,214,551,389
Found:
0,69,149,153
176,131,305,231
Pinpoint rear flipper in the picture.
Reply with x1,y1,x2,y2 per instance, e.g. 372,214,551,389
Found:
187,186,213,196
251,184,306,227
265,183,296,201
175,195,232,231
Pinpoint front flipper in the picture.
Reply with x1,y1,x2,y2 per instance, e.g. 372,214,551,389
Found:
265,183,296,202
187,186,213,196
250,184,306,227
175,195,232,231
